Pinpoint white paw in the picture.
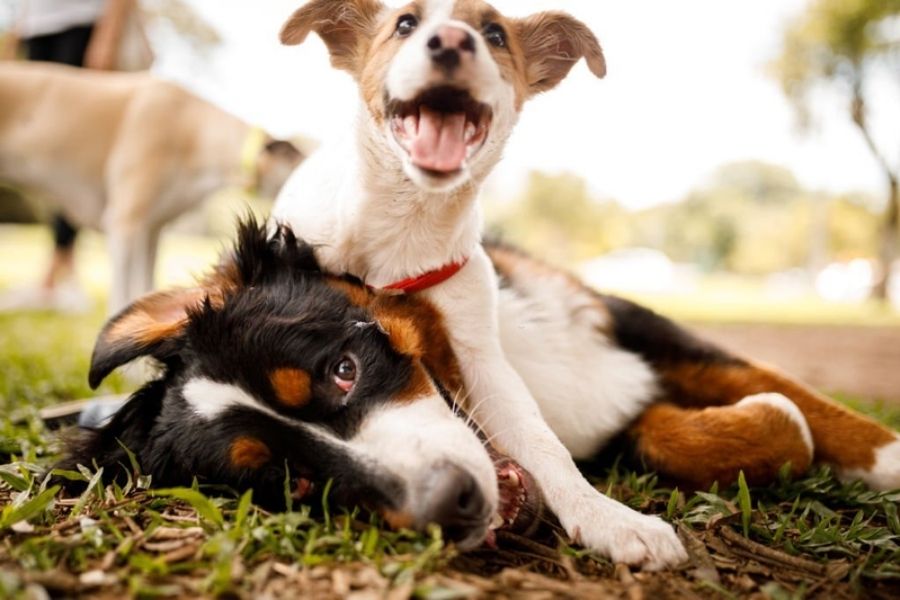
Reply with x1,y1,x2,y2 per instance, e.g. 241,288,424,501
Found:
840,437,900,491
563,506,687,571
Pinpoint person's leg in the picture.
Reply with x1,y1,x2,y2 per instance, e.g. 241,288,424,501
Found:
24,26,95,301
40,215,78,290
52,25,94,67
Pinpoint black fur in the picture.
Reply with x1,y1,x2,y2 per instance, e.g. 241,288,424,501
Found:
61,219,425,512
600,295,743,369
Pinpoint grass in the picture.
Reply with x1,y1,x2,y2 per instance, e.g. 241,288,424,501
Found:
1,224,900,597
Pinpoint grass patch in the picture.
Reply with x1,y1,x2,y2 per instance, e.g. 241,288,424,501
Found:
1,225,899,596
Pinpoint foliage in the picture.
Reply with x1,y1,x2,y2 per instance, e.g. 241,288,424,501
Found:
771,0,900,125
771,0,900,300
1,254,900,596
487,171,632,267
487,162,886,275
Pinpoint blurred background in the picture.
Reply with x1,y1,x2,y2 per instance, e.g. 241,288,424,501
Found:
0,0,899,414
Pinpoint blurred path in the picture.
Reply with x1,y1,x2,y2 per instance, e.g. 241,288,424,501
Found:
693,324,900,403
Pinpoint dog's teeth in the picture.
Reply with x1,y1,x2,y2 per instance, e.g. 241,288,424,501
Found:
507,470,520,487
403,114,418,137
491,513,504,529
465,122,476,142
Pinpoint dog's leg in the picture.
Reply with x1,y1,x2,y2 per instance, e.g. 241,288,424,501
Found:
106,224,160,314
655,362,900,491
463,345,687,569
630,394,814,490
603,296,900,491
428,250,687,570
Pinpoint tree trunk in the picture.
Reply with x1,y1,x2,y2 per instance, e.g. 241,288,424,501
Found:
849,89,898,302
872,176,899,301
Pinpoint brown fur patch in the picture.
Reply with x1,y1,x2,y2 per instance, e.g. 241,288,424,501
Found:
631,401,812,490
229,437,272,470
512,11,606,95
397,363,436,402
327,277,373,307
381,508,415,530
280,0,387,74
450,0,530,108
359,3,419,125
370,293,466,402
375,314,424,359
106,288,207,347
658,361,897,473
269,368,312,408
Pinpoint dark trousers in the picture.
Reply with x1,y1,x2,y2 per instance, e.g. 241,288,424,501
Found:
25,25,95,250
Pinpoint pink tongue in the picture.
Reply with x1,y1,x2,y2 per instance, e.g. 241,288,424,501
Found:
411,107,467,173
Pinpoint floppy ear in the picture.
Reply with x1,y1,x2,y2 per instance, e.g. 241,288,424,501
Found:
280,0,385,74
514,12,606,96
89,288,207,389
263,139,304,163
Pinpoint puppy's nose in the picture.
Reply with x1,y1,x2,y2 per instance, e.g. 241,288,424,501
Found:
427,26,476,73
420,463,488,549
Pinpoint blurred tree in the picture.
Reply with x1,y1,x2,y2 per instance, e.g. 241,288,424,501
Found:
772,0,900,299
633,162,811,274
486,172,632,267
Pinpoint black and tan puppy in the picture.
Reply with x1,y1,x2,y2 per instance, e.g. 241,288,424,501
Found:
62,220,900,553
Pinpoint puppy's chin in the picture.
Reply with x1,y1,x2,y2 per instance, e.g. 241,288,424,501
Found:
402,159,472,193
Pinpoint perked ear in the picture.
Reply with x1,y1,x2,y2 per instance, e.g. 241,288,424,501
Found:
280,0,385,74
89,288,207,389
515,12,606,95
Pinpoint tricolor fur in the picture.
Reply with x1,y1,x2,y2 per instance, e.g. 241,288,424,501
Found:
262,0,896,569
62,223,900,561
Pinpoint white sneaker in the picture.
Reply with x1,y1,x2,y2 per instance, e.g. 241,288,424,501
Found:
0,281,92,314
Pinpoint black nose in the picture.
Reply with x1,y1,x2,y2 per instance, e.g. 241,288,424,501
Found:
420,464,488,548
427,30,475,74
430,46,461,73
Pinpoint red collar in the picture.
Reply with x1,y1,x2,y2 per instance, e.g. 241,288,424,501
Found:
377,257,469,294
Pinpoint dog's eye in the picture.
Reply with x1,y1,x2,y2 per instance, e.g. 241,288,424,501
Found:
332,355,358,393
396,14,418,38
483,23,506,48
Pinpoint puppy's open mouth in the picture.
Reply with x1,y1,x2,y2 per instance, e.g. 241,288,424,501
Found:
388,86,492,176
488,449,543,542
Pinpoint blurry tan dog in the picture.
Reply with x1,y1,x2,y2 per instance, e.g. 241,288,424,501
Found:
0,61,304,313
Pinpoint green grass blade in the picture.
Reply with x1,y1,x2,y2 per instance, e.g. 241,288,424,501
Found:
737,470,752,537
0,485,60,531
152,488,224,529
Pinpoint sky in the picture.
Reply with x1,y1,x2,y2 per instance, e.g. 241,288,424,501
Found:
5,0,899,209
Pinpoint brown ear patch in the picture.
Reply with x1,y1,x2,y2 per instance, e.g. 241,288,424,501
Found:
280,0,386,74
515,11,606,95
375,314,423,359
230,437,272,470
269,368,312,408
106,288,206,348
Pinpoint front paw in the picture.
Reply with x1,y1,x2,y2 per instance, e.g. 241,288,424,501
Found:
564,509,687,571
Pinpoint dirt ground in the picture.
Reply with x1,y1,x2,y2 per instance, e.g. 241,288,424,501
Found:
693,324,900,404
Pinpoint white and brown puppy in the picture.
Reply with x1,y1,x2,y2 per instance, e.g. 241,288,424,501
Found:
0,61,304,313
271,0,692,569
271,0,899,570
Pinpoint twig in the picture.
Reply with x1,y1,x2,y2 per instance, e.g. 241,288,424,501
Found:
717,525,825,575
615,563,644,600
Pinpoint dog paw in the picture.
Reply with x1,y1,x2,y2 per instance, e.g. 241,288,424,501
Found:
842,436,900,491
563,507,687,571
